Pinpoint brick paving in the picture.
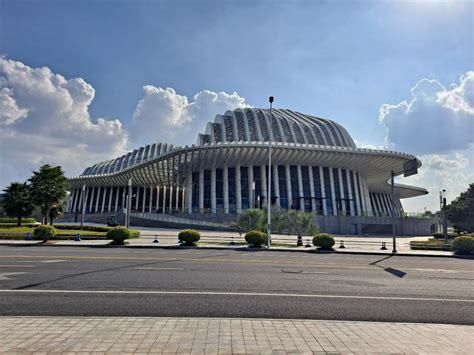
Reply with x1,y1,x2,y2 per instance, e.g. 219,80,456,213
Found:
1,317,472,354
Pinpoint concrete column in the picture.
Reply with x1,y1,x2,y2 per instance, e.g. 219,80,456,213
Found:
352,171,361,216
169,186,173,213
328,168,337,216
199,170,204,211
361,176,372,215
114,187,119,212
320,167,328,216
94,187,101,213
142,187,147,213
211,168,216,213
71,189,78,213
162,186,167,214
248,165,254,208
121,187,126,211
175,186,180,212
273,165,280,208
107,187,113,213
338,168,346,215
89,187,95,213
236,166,242,213
356,173,366,215
297,165,304,211
261,166,267,208
135,187,140,211
223,167,229,213
84,188,90,214
156,186,160,213
346,170,355,216
181,185,185,212
308,166,316,212
285,165,292,209
149,187,153,213
66,190,73,213
186,173,192,214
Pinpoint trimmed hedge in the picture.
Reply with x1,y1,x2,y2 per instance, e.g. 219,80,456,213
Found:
0,223,39,228
178,229,201,246
53,224,139,238
312,233,335,250
0,217,36,224
33,225,57,241
432,232,457,239
106,227,131,245
245,230,267,248
451,236,474,255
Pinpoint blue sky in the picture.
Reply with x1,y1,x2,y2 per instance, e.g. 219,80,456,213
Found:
0,0,473,211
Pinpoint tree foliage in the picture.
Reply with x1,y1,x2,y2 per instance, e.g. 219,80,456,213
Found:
446,183,474,233
287,210,319,246
28,164,68,225
2,182,35,226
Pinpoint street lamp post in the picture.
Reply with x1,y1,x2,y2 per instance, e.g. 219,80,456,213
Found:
390,170,397,253
267,96,274,248
441,189,448,244
80,184,86,230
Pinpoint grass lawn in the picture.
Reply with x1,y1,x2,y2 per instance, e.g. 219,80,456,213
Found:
0,226,106,236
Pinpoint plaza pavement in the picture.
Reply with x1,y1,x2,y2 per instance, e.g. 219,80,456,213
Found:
1,317,473,354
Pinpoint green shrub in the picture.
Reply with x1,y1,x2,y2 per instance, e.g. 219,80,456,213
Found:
312,233,335,250
33,225,57,241
0,217,36,224
245,230,267,248
178,229,201,246
432,232,457,239
451,236,474,255
106,226,131,245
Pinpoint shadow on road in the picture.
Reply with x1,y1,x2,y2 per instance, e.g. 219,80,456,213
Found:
369,255,407,278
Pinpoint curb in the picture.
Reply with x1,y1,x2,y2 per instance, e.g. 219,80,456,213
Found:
2,240,472,259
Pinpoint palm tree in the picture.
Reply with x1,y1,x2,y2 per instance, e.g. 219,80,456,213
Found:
2,182,35,226
288,210,319,246
29,164,68,225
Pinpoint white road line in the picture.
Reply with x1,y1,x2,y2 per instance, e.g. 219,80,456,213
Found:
133,267,184,270
0,265,34,268
0,289,472,303
41,260,66,263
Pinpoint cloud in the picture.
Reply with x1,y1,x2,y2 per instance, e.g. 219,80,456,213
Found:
379,71,474,154
130,86,249,146
0,58,128,187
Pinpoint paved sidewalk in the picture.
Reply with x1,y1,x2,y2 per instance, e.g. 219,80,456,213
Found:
1,317,472,354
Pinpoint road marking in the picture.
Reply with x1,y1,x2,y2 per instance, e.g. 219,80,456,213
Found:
133,267,184,270
0,289,473,303
41,260,66,263
0,273,28,281
0,265,34,268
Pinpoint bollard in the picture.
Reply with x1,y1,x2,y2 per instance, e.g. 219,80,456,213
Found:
305,239,311,248
153,235,159,243
74,233,81,242
339,240,345,249
381,241,387,250
25,232,32,241
230,235,235,245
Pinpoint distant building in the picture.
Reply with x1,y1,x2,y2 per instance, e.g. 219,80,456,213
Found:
67,108,434,235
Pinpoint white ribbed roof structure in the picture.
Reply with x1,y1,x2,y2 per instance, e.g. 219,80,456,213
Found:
69,108,427,199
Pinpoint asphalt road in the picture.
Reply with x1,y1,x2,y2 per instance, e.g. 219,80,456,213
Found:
0,246,473,324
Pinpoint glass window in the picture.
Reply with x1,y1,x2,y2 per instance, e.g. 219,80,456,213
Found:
203,170,211,209
216,169,223,210
333,168,342,213
228,168,236,212
241,167,249,209
290,165,299,210
192,172,199,212
278,165,288,209
253,166,261,208
349,171,358,216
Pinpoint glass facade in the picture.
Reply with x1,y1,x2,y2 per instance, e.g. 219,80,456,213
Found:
323,167,334,215
216,168,223,210
289,165,299,210
228,167,236,212
278,165,288,209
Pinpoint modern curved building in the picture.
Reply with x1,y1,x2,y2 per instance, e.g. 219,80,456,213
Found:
66,108,433,235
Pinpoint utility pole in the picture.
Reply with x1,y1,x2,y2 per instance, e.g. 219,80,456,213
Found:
442,189,448,244
391,170,397,253
126,178,132,228
80,184,86,230
267,96,274,248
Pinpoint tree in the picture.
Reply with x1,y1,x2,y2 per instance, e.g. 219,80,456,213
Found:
446,183,474,233
48,203,64,225
233,208,265,232
287,210,319,246
29,164,68,225
2,182,35,226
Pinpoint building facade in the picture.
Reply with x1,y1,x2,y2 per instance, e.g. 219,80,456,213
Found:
66,108,432,234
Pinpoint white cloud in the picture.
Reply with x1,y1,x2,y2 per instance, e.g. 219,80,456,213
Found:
379,71,474,154
130,86,249,146
0,58,128,188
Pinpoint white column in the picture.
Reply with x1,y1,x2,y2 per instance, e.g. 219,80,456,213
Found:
248,165,254,209
98,187,104,212
175,186,180,212
71,189,78,213
84,188,90,213
285,165,292,209
320,167,328,216
308,167,316,212
361,176,372,215
94,187,101,213
356,173,366,214
156,186,161,213
186,173,192,214
352,171,361,216
121,187,126,211
114,187,119,212
273,165,280,208
211,168,216,213
199,170,204,211
77,189,83,214
135,187,140,211
236,166,242,213
89,187,95,213
338,168,346,215
297,165,304,211
149,187,153,213
107,187,113,213
328,168,337,216
169,186,173,212
223,167,229,213
181,186,185,212
162,186,167,214
261,166,267,208
142,187,147,213
346,170,355,216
